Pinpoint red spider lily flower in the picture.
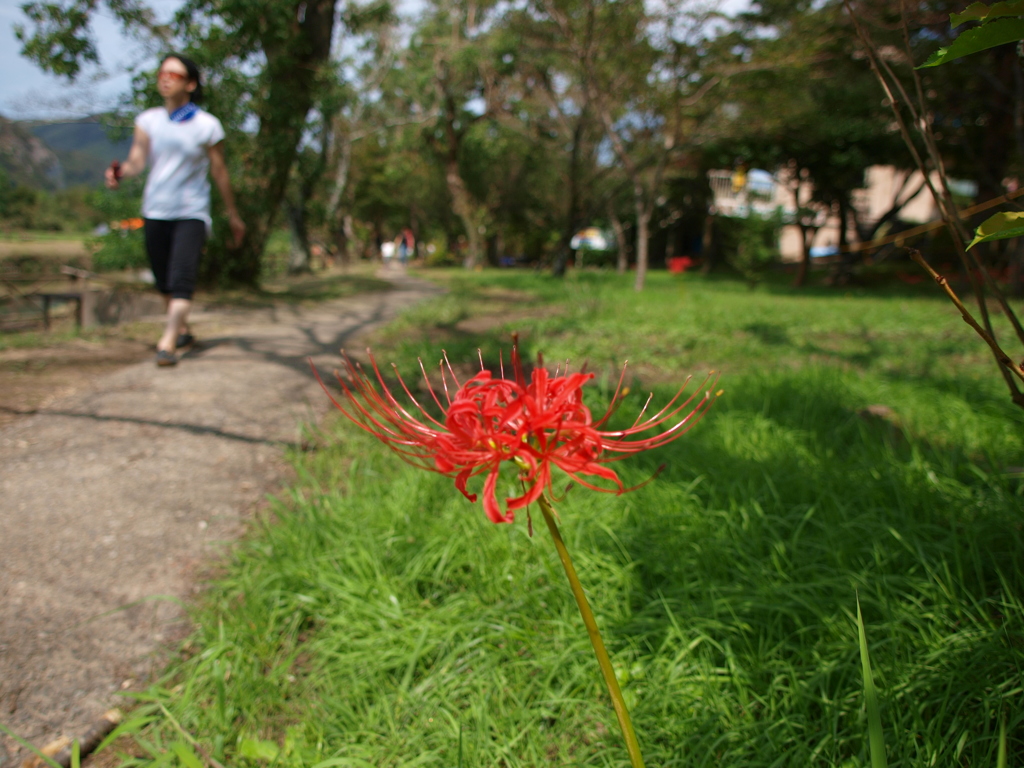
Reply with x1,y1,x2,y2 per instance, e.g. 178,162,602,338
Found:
314,346,718,524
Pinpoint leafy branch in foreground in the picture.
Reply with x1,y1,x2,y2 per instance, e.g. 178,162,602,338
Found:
908,248,1024,387
921,0,1024,254
844,0,1024,412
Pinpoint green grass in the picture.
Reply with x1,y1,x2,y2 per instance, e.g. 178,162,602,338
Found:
106,270,1022,767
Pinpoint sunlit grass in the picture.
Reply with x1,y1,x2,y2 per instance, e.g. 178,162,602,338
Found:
108,270,1022,767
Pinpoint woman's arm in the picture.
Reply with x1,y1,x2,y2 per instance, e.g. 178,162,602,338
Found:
105,125,149,189
208,141,246,247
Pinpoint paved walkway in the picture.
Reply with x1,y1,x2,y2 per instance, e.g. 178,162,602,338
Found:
0,274,440,765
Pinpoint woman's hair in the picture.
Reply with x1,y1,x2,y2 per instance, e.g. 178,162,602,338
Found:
163,54,204,103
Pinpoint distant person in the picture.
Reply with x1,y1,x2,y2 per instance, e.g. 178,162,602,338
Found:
105,53,245,367
398,227,415,265
381,239,396,265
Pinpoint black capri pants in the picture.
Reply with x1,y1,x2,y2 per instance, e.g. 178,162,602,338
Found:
143,218,206,300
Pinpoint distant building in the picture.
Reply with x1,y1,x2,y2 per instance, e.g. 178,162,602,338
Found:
708,166,964,262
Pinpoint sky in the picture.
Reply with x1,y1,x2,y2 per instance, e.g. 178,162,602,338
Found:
0,0,186,119
1,0,752,121
0,0,427,120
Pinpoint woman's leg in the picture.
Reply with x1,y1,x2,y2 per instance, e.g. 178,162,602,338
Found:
158,298,192,351
156,220,206,355
143,219,174,297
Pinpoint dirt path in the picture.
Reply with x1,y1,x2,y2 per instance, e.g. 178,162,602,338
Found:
0,273,441,766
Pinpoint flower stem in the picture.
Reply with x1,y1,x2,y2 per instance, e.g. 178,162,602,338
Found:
537,494,645,768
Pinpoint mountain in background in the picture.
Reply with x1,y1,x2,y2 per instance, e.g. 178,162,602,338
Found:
27,117,133,188
0,115,63,189
0,115,133,190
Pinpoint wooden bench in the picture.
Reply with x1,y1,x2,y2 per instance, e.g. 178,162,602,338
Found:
0,259,98,329
39,266,96,329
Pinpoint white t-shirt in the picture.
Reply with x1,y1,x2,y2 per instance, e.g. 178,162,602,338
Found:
135,106,225,230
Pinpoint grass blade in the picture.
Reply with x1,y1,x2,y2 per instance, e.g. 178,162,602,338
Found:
172,741,205,768
0,721,63,768
857,596,888,768
997,715,1007,768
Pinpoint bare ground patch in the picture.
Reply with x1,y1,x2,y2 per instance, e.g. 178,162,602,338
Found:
0,333,157,428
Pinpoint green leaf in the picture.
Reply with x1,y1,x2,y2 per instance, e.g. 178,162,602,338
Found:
147,749,179,768
171,741,206,768
93,715,161,755
951,0,1024,27
967,211,1024,248
0,721,63,768
997,716,1007,768
856,598,888,768
918,17,1024,67
238,738,281,761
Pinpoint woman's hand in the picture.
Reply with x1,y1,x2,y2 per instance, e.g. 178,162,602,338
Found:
208,141,244,247
104,165,120,190
107,127,149,189
228,212,246,248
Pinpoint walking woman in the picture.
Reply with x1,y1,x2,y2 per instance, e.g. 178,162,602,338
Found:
105,54,245,366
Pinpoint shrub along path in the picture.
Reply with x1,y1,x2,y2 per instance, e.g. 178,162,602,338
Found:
0,270,441,765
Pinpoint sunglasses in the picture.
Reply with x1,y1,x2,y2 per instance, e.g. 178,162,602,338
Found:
157,70,187,82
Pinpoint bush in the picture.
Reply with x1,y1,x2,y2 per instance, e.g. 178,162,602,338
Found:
424,239,458,267
719,210,783,284
83,179,149,272
89,228,148,272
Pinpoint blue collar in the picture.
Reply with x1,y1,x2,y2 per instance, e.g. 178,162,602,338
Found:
169,102,199,122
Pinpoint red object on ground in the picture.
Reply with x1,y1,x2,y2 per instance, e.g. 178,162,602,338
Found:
110,160,122,180
668,256,694,274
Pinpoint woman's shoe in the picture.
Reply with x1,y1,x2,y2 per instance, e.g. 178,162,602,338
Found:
175,333,195,348
155,349,178,367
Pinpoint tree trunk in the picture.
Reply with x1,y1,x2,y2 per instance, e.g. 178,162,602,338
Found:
286,201,312,274
700,214,716,275
831,195,853,285
634,200,651,292
462,225,484,269
551,247,571,277
330,204,357,264
326,131,354,258
487,232,503,267
445,158,486,269
793,224,814,288
220,0,337,286
553,113,586,278
609,202,628,275
331,221,347,266
344,213,357,264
